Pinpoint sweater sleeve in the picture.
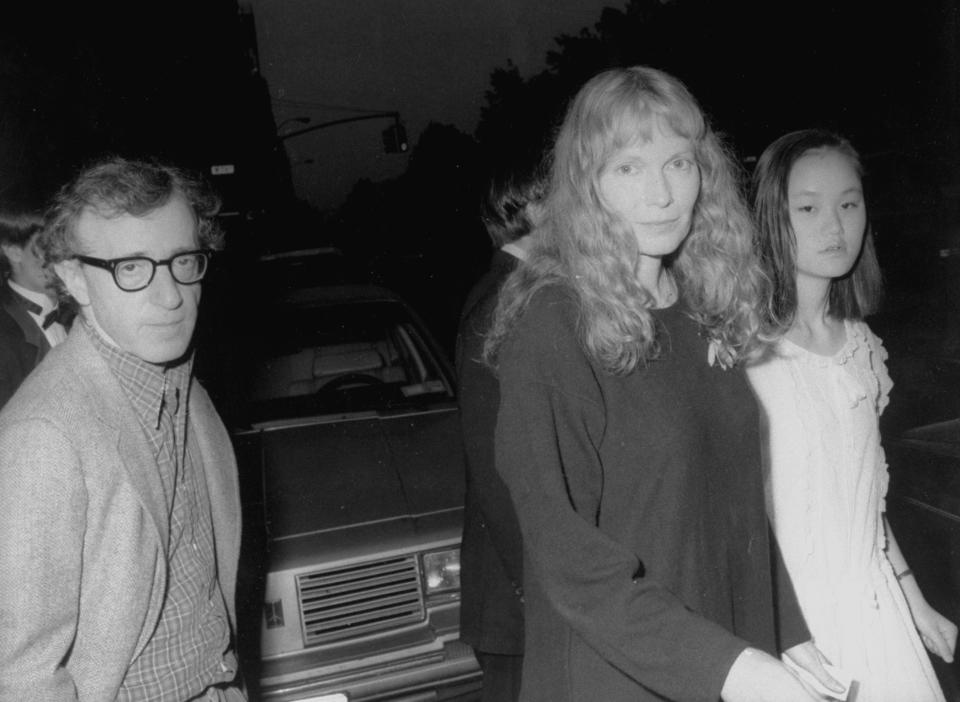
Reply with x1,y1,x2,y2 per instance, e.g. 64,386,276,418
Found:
494,291,747,701
770,530,812,651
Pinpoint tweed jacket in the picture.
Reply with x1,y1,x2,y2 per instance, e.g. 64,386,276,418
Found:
0,323,242,701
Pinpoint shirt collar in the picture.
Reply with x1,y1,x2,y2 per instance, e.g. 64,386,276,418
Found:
82,317,193,429
500,242,528,261
8,280,57,316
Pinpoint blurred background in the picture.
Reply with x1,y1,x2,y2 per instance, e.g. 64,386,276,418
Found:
1,0,958,427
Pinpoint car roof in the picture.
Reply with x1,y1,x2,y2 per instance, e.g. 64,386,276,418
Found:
258,246,344,262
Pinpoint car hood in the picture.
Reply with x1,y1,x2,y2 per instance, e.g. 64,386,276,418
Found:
255,407,465,539
900,417,960,457
888,417,960,519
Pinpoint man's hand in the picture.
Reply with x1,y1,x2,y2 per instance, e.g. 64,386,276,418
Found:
720,647,821,702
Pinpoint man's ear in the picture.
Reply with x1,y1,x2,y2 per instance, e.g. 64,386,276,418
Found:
53,259,90,306
0,242,25,266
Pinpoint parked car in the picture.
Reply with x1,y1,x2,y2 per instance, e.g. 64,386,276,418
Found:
885,414,960,699
257,247,368,294
232,284,481,701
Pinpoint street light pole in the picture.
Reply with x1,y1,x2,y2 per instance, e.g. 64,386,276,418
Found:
277,111,407,153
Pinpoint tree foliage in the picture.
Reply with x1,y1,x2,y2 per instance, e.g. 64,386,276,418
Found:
333,0,959,348
476,0,958,163
332,122,489,351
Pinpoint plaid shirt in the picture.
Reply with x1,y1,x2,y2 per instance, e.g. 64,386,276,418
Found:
83,321,238,701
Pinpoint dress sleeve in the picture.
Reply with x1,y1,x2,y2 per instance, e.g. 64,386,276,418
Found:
0,417,84,701
494,295,746,701
861,322,893,415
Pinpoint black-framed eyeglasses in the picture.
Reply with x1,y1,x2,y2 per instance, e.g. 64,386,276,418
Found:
75,250,212,292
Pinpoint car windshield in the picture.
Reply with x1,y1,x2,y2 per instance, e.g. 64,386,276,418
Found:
258,248,364,292
249,299,454,424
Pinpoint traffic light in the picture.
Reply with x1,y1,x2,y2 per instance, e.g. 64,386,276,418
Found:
382,121,408,153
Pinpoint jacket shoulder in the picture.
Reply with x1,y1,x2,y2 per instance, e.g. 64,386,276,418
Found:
460,252,519,326
0,336,87,419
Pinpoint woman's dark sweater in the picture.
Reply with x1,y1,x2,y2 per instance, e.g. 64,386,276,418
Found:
494,285,807,702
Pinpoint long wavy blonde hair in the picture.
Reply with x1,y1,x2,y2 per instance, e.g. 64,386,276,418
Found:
484,66,772,374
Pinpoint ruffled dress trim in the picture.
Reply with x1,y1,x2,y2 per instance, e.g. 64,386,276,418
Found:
773,321,894,560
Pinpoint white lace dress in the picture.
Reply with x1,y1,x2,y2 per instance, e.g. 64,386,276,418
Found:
747,320,945,701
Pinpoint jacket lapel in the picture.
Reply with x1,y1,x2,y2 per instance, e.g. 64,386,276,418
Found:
71,328,171,555
189,386,240,618
1,290,49,362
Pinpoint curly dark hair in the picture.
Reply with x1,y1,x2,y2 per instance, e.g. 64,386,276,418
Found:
41,155,223,267
481,147,550,248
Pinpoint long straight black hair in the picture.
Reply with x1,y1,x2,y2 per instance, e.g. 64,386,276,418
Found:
752,129,883,326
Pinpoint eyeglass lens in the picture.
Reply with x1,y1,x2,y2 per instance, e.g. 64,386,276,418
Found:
116,253,208,290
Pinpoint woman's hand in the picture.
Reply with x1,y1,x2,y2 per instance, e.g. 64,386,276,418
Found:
912,599,957,662
783,641,847,698
894,563,958,662
720,647,821,702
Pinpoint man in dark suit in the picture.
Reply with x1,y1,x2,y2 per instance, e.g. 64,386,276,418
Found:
456,153,546,701
0,212,70,409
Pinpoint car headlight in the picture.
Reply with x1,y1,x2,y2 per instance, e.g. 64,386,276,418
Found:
422,548,461,595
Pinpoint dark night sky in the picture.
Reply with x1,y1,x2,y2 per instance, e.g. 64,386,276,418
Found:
249,0,621,210
247,0,960,214
0,1,269,211
0,1,958,414
3,2,957,214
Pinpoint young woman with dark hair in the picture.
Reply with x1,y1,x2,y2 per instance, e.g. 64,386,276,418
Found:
749,128,956,701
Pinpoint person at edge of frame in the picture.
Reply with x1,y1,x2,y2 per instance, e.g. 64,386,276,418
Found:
457,144,549,701
0,156,247,702
0,210,72,409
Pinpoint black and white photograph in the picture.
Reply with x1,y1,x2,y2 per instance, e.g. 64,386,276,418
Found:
1,2,959,700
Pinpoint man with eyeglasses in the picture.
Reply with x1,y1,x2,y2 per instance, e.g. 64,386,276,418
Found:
0,157,246,701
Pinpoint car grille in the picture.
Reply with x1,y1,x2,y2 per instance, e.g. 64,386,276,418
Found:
297,555,426,646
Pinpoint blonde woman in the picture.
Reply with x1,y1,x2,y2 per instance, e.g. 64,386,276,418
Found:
485,67,838,702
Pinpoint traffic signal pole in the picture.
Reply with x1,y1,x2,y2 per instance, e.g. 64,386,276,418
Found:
278,111,407,152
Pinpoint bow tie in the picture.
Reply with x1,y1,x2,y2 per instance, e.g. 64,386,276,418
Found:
7,285,70,330
43,306,71,330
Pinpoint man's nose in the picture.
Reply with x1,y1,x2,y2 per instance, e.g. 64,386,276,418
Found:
148,264,184,308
